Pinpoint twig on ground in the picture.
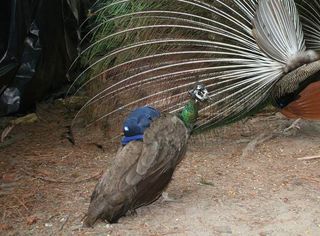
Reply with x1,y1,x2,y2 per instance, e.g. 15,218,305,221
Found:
80,213,87,223
298,155,320,161
161,192,178,203
61,151,74,160
199,178,215,187
162,230,188,235
14,207,23,218
59,215,70,231
13,196,29,212
300,177,320,184
1,125,15,143
283,118,301,133
2,209,6,222
241,133,278,158
0,191,13,196
47,213,60,221
21,169,102,184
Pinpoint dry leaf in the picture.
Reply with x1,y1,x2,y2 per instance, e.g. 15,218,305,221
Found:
0,223,13,231
26,216,39,225
2,173,16,183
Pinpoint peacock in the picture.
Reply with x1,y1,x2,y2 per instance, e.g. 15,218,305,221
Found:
68,0,320,226
69,0,320,134
273,0,320,120
84,83,209,226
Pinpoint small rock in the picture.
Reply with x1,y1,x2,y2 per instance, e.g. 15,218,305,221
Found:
45,223,53,227
105,224,112,229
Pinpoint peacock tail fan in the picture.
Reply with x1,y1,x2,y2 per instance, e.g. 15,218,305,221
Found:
68,0,309,141
296,0,320,51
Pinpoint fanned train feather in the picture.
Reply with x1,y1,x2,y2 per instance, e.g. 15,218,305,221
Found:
69,0,317,136
297,0,320,51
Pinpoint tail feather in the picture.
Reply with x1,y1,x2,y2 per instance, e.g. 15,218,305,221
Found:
69,0,311,135
297,0,320,51
253,0,306,65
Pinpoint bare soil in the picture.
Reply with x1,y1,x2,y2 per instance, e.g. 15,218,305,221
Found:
0,102,319,236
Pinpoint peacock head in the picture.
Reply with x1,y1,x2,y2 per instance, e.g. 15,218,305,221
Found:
188,83,210,102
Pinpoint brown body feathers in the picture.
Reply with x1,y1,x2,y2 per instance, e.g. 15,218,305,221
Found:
84,114,189,226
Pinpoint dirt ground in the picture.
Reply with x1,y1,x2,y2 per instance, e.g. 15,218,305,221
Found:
0,101,319,236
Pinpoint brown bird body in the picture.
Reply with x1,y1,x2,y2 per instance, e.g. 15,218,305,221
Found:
84,114,189,226
280,80,320,120
270,60,320,119
252,0,320,121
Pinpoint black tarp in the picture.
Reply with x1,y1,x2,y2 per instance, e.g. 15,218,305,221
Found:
0,0,93,115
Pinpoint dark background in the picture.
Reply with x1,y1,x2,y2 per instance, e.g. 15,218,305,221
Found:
0,0,94,114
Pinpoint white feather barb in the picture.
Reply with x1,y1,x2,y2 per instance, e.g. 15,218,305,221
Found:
252,0,306,65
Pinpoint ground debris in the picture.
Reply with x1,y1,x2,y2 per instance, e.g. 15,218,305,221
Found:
298,155,320,161
21,169,102,184
59,215,69,231
0,223,13,231
241,132,278,158
2,173,17,183
198,178,215,187
26,215,39,225
1,113,38,143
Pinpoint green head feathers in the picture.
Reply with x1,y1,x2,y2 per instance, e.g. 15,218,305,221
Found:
179,83,209,129
180,99,199,129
